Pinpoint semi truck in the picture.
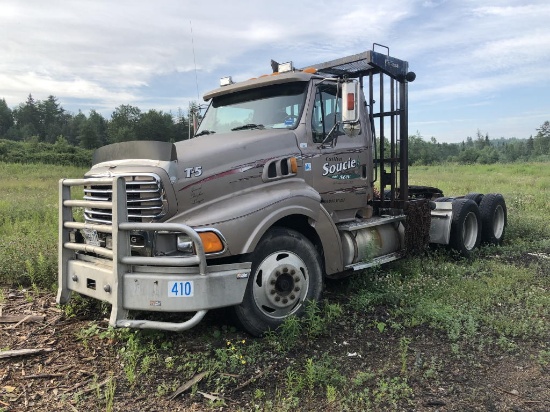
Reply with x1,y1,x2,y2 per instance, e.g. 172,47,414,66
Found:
57,44,507,336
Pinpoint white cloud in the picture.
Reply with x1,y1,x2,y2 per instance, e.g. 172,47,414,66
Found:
0,0,548,140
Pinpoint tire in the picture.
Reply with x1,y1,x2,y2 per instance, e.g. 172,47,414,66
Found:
479,193,507,245
232,227,323,336
449,198,481,257
464,192,484,205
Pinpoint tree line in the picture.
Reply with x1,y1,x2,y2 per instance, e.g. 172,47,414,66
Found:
0,94,200,149
0,94,549,165
407,125,550,165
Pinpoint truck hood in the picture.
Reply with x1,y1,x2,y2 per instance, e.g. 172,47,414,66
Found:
172,129,300,190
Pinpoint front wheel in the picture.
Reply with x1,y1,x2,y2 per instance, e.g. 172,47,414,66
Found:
232,227,323,336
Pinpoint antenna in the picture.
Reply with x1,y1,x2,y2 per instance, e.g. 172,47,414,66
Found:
190,20,200,101
189,20,201,139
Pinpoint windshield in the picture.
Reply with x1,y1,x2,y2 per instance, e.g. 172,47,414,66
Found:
196,81,308,135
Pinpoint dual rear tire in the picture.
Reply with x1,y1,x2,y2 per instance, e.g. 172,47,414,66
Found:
479,193,507,245
437,193,507,257
449,198,481,257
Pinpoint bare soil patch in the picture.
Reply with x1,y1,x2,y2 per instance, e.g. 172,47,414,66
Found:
1,270,549,411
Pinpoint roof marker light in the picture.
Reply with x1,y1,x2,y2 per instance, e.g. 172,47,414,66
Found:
303,67,317,74
220,76,234,86
278,61,294,73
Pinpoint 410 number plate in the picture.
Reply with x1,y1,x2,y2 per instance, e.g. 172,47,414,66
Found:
167,281,194,297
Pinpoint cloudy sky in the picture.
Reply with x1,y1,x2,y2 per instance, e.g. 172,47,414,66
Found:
1,0,549,143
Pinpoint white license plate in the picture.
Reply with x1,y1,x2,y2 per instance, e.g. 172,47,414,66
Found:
167,281,194,297
82,228,100,246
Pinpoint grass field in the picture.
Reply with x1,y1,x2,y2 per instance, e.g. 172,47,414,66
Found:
0,163,86,287
1,162,549,410
1,162,548,288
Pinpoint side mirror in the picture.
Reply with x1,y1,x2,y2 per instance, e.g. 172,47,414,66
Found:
342,81,360,137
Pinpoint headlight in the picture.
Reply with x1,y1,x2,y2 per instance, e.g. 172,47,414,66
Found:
176,235,195,254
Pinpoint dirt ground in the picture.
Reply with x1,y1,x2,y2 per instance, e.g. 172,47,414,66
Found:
1,286,549,412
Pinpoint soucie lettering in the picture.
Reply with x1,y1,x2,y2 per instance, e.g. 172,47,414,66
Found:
322,158,358,176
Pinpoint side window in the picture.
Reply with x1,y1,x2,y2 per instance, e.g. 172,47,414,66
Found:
311,84,342,143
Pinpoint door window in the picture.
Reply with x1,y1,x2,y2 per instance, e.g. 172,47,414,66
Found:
311,84,342,143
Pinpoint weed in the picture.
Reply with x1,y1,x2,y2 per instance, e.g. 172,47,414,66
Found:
399,337,412,375
304,300,323,337
496,335,518,353
422,356,442,381
326,385,337,404
352,370,376,386
537,349,550,367
324,301,344,324
119,331,148,385
253,388,265,400
75,323,101,350
373,377,413,409
374,321,386,333
277,315,302,348
285,367,304,398
214,339,248,374
104,375,116,412
156,380,179,397
304,358,316,391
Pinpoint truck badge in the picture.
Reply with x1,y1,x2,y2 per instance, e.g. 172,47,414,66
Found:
184,166,203,178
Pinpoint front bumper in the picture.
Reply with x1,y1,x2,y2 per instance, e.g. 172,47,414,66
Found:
64,255,250,331
57,176,251,332
66,256,249,312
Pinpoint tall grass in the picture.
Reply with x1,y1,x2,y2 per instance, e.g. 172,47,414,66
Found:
1,161,549,292
0,163,86,287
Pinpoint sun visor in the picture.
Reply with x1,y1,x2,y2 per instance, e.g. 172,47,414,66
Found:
92,141,177,165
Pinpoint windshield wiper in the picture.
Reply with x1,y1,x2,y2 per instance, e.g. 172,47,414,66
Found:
194,130,215,137
231,123,265,131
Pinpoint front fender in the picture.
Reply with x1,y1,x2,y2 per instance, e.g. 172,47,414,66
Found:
169,178,323,255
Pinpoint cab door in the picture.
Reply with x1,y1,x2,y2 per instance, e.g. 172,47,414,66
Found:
304,81,370,221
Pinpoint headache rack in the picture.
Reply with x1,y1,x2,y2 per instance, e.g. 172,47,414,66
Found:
307,43,416,211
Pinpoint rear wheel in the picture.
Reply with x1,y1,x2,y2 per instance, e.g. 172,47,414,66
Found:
479,193,507,245
232,227,323,336
464,192,484,205
449,198,481,257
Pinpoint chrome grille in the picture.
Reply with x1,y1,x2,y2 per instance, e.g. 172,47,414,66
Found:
84,173,166,224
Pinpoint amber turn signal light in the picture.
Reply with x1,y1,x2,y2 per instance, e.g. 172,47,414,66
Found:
199,231,224,254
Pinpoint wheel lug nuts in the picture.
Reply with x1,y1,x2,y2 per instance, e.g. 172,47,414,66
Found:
275,296,281,302
294,286,300,292
270,279,276,285
290,294,295,300
290,269,295,275
282,298,288,304
275,271,280,277
294,276,300,282
270,289,276,295
283,267,288,273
